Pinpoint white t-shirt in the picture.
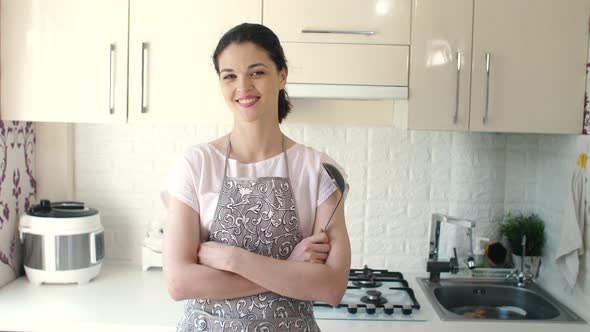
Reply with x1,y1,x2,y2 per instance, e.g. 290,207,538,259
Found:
162,142,347,242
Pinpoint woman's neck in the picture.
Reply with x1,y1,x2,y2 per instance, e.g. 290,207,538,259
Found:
229,124,284,164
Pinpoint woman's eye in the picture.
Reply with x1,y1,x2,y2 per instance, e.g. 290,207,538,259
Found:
222,74,236,80
251,71,264,77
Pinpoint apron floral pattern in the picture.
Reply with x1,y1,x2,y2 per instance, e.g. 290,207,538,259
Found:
177,135,320,332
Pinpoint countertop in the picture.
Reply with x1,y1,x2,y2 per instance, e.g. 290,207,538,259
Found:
0,262,587,332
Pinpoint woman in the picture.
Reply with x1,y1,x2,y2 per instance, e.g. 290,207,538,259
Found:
162,23,351,332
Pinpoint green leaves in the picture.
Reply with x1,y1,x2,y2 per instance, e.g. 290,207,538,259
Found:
499,213,546,256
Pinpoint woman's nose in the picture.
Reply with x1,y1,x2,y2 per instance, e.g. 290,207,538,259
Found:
236,75,253,91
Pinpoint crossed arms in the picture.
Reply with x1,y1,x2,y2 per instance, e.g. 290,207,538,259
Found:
163,190,351,306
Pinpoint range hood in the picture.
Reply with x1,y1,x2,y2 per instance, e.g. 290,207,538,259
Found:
286,83,408,100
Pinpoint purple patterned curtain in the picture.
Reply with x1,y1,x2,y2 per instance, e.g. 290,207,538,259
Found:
0,121,36,288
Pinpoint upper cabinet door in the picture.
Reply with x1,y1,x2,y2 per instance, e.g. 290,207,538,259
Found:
0,0,128,123
264,0,411,45
408,0,473,131
128,0,261,124
469,0,590,133
284,43,409,86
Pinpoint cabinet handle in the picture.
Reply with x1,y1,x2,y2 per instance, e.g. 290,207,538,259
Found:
453,51,461,124
141,42,149,114
108,44,116,115
483,52,491,125
301,29,376,35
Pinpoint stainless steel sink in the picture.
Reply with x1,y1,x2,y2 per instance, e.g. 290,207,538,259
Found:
418,278,586,322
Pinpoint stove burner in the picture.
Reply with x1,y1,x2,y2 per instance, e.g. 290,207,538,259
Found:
361,265,373,277
349,265,405,282
352,279,382,288
313,266,423,321
360,290,387,305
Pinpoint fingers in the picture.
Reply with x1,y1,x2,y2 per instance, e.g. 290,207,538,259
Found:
310,243,331,253
310,252,329,264
307,231,330,244
287,232,332,263
315,252,329,261
299,240,331,264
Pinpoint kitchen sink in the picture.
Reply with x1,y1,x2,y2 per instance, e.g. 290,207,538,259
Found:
418,278,586,322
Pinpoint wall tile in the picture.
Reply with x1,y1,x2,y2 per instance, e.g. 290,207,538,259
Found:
73,125,515,278
504,134,590,312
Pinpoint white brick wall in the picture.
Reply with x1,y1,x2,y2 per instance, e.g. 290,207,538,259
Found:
504,134,590,311
73,123,590,308
74,124,506,271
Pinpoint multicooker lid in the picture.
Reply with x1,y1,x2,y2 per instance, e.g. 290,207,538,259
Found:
27,200,99,218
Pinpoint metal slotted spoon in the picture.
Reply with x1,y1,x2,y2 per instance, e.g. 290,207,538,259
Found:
322,163,346,230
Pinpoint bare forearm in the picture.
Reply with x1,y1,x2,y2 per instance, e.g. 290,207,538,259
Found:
230,251,348,306
165,262,267,301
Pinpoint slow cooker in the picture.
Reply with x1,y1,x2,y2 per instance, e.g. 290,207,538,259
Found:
19,200,104,285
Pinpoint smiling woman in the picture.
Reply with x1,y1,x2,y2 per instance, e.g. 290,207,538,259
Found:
216,42,287,125
161,23,351,332
212,23,292,126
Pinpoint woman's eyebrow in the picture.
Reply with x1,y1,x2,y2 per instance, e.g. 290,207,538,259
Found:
220,63,268,73
248,63,268,69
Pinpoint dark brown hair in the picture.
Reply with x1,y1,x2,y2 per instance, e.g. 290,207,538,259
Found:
212,23,292,123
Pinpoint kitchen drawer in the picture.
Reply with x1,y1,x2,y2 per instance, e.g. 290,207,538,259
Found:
263,0,410,45
284,43,409,86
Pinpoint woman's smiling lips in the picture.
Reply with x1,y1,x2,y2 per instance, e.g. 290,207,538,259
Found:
236,96,260,108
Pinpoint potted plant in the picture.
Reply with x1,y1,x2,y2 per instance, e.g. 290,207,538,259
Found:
499,213,545,275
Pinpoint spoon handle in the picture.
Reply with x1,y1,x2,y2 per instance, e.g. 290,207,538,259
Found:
323,192,343,231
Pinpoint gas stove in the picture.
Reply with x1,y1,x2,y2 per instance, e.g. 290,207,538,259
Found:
313,266,427,321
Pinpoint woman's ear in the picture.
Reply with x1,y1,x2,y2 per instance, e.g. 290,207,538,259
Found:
279,68,288,90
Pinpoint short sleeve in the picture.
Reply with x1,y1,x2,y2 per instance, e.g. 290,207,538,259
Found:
317,153,349,206
161,154,200,214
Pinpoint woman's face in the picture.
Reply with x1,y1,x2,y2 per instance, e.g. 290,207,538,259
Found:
217,42,287,124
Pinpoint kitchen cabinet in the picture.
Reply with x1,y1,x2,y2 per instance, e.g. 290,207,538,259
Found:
264,0,410,45
263,0,411,100
407,0,473,131
1,0,129,123
127,0,261,124
409,0,590,134
1,0,260,124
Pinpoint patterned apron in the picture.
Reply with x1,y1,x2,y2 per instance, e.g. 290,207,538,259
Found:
177,134,321,332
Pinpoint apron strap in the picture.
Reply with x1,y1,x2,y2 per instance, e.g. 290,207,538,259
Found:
223,134,232,179
281,133,290,179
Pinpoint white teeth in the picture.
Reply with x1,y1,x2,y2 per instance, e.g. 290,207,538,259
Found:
238,97,257,104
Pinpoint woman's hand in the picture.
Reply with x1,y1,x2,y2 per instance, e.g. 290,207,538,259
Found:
197,241,242,272
288,232,331,264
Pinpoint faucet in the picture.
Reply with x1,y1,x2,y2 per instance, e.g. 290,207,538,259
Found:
427,213,476,282
506,235,534,287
